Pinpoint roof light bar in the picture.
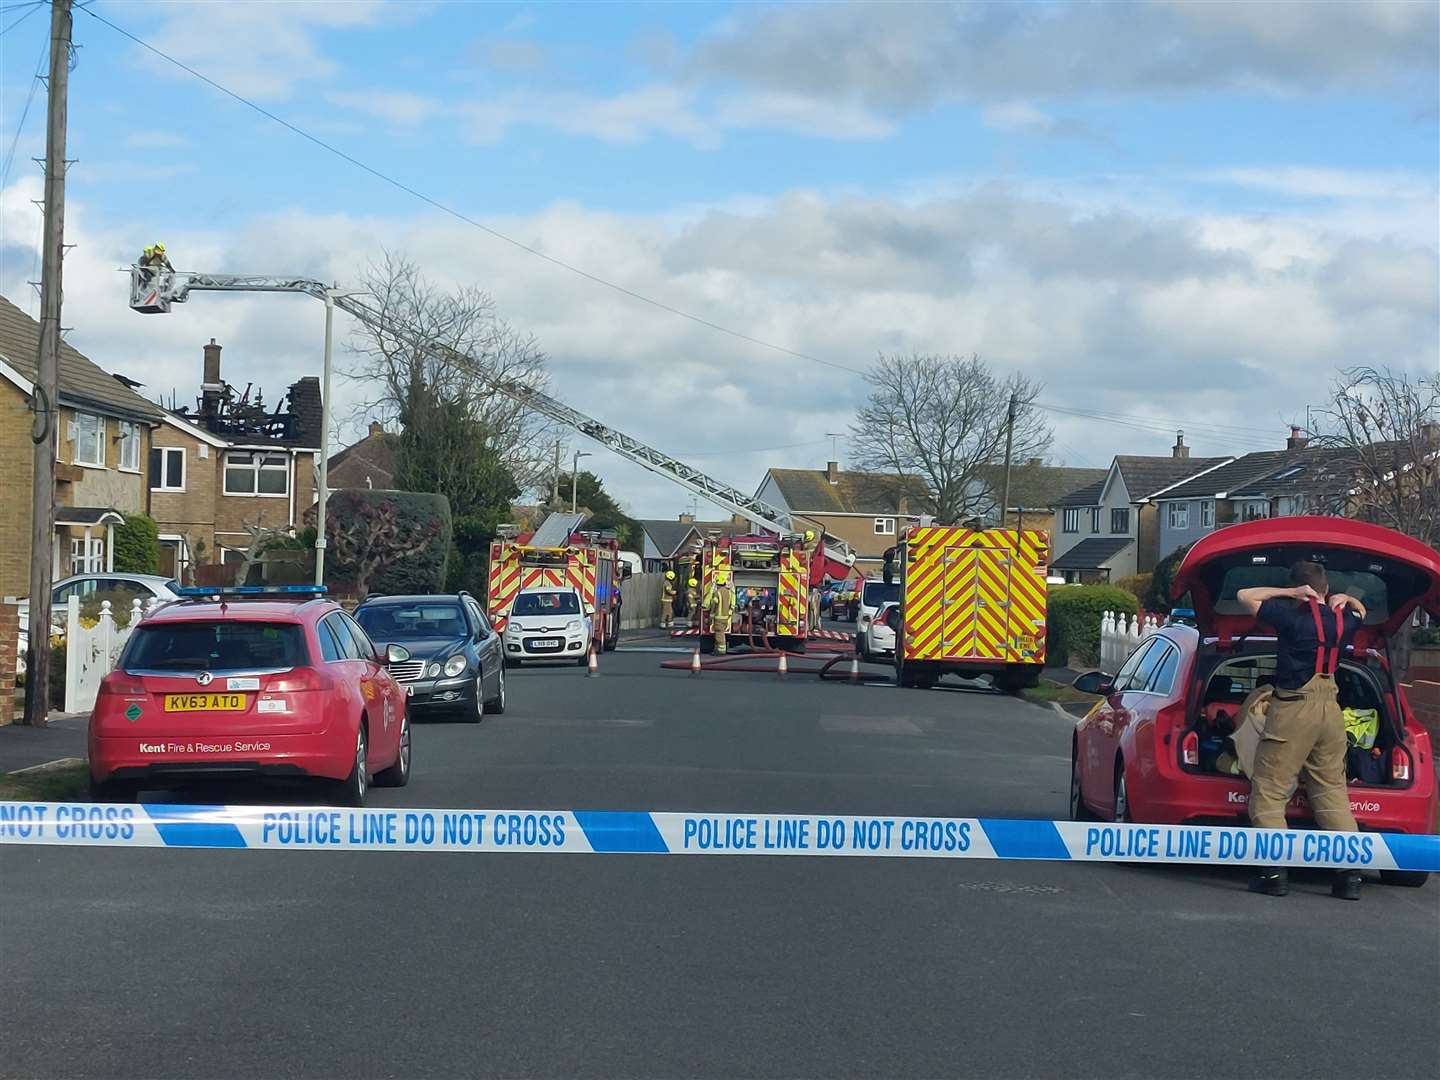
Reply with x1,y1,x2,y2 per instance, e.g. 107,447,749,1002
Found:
173,585,328,598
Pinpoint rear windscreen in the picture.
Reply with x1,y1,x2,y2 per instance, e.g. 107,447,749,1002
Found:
356,602,466,640
125,622,309,672
513,592,580,615
863,582,900,607
1212,566,1391,624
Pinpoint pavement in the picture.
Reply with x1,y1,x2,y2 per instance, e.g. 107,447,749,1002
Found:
0,712,86,773
2,632,1437,1079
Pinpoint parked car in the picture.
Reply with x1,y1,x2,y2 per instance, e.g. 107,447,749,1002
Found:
89,586,411,805
831,580,861,621
1069,517,1439,887
353,592,505,721
18,573,181,675
854,578,901,657
859,601,900,661
502,587,593,665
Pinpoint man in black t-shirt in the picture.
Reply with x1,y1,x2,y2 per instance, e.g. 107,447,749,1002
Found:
1237,560,1367,900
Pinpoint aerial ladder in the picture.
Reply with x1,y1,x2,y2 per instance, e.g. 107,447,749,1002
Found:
129,266,857,587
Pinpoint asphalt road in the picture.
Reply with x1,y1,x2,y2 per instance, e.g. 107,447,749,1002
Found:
2,635,1437,1079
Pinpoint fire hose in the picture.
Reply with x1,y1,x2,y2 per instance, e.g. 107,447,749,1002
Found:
659,610,895,681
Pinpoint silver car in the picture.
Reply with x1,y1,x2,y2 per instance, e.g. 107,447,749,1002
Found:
17,573,180,674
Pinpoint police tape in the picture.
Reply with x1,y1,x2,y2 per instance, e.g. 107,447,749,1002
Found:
1,801,1437,872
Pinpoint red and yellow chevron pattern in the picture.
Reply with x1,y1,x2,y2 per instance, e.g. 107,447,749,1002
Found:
776,546,807,637
487,542,522,631
901,527,1047,664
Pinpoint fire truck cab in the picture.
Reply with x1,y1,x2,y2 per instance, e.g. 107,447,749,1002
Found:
488,523,624,652
890,525,1049,693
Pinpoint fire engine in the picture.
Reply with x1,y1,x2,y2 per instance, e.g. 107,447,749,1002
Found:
889,525,1049,692
487,516,624,651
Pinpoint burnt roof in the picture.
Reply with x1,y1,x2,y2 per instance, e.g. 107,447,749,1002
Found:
0,295,162,422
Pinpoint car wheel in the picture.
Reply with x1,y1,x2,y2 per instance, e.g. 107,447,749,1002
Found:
1069,747,1095,821
1113,760,1130,824
486,664,507,715
374,713,411,788
577,648,590,667
604,613,619,652
89,777,136,803
1379,870,1429,888
466,675,485,723
334,724,368,807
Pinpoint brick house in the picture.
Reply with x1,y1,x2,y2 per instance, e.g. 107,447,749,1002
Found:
0,295,163,598
148,340,321,580
969,460,1109,533
755,461,928,576
327,420,399,491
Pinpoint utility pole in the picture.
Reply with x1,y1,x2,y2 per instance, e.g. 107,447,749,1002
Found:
999,392,1017,531
314,290,334,585
24,0,73,727
571,450,591,514
551,437,561,505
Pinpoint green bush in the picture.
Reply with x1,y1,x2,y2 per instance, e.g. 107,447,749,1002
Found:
1114,573,1152,606
111,513,160,575
1048,584,1138,668
1145,544,1193,615
308,490,452,597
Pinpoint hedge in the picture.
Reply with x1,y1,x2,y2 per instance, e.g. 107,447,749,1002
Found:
1145,544,1193,615
111,513,160,575
1114,573,1152,607
309,490,452,597
1048,584,1138,668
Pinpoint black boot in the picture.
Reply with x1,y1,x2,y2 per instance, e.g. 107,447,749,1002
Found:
1248,869,1289,896
1331,871,1363,901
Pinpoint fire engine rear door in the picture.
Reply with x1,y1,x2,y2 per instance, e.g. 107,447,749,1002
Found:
941,544,1013,660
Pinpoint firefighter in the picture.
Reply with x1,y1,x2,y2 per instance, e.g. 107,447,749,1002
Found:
661,569,677,628
685,576,700,626
139,242,173,273
707,571,735,654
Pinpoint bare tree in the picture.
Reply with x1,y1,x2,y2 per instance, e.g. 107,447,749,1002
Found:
849,353,1051,524
346,252,555,491
1314,366,1440,547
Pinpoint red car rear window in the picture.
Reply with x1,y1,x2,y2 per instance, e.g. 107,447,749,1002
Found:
125,622,309,672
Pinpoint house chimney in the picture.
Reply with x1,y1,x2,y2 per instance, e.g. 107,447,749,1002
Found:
826,460,839,485
368,420,384,437
1172,430,1189,459
202,338,222,387
1286,424,1309,450
678,512,694,524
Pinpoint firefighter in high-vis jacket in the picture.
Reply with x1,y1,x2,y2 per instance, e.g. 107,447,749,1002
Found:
685,577,700,626
661,570,677,628
706,571,735,654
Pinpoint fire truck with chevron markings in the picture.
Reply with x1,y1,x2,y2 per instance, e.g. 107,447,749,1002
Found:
887,526,1049,693
487,521,624,652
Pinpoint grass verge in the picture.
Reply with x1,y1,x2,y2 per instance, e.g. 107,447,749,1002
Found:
0,759,89,801
1021,679,1098,708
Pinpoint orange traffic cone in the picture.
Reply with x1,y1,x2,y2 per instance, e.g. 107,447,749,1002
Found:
777,651,788,678
848,655,860,682
587,647,599,678
689,648,701,676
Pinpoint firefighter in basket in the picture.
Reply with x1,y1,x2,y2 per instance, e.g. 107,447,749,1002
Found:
661,569,678,628
706,571,735,654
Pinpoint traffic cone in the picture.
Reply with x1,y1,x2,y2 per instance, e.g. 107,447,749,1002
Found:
848,655,860,682
587,647,599,678
689,648,701,676
777,651,788,678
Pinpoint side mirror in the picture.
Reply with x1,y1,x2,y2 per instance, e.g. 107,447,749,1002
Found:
1072,670,1114,696
386,643,411,665
622,565,633,579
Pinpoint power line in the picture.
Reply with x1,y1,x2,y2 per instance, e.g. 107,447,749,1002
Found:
1,25,48,186
0,0,43,38
1035,399,1276,439
78,4,868,379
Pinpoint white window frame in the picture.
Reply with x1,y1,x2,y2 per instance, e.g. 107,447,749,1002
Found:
1062,508,1080,534
1167,502,1190,530
1200,501,1214,528
1111,508,1130,534
223,451,290,497
69,537,105,574
150,446,185,492
1089,507,1101,533
1238,499,1271,522
72,412,106,467
873,517,895,535
117,421,141,472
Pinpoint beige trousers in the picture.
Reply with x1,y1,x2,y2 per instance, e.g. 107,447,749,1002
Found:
1247,674,1358,832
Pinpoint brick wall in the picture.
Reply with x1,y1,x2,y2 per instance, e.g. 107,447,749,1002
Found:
0,601,18,725
213,449,308,549
0,383,35,598
149,425,219,567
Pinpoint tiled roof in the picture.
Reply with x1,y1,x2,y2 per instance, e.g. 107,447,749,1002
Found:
973,463,1108,510
1229,447,1359,498
637,520,698,559
1154,451,1293,501
0,294,162,422
1051,537,1134,570
766,468,927,514
1114,455,1232,501
328,430,399,490
1059,477,1107,507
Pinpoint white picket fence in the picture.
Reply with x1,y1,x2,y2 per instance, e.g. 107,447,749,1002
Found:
64,596,155,713
1099,610,1162,672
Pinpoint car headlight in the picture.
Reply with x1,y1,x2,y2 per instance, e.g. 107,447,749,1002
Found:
566,620,582,632
443,655,468,678
426,662,441,678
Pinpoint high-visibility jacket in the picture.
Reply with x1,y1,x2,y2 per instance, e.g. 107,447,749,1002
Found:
708,586,734,623
661,579,676,601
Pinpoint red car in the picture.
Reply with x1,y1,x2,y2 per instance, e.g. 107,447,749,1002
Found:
1069,517,1439,887
89,587,411,806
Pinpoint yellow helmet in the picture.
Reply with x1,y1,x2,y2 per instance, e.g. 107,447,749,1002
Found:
804,529,816,543
154,242,165,253
665,570,675,579
716,572,729,585
688,577,698,587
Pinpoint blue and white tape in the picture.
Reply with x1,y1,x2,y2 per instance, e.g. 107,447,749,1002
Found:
2,802,1436,872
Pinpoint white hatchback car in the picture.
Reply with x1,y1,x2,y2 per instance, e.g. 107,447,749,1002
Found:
854,579,901,660
17,572,181,675
860,601,899,661
503,587,593,666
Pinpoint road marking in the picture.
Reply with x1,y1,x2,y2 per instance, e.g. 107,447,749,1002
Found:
1,801,1434,872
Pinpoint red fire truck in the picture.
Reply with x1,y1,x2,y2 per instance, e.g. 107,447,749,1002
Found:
487,517,625,652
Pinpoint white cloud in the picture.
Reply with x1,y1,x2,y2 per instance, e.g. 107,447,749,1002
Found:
325,90,442,127
1,170,1434,516
1193,167,1438,202
713,92,893,140
461,85,712,146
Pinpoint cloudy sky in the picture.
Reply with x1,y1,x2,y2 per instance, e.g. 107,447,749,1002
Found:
1,0,1436,519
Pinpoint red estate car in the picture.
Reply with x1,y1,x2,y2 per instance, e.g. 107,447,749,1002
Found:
1069,517,1439,886
89,588,412,805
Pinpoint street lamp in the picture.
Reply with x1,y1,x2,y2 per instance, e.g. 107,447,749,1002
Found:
571,451,592,514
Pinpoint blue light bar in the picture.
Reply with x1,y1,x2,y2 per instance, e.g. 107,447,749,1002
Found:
174,585,327,597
